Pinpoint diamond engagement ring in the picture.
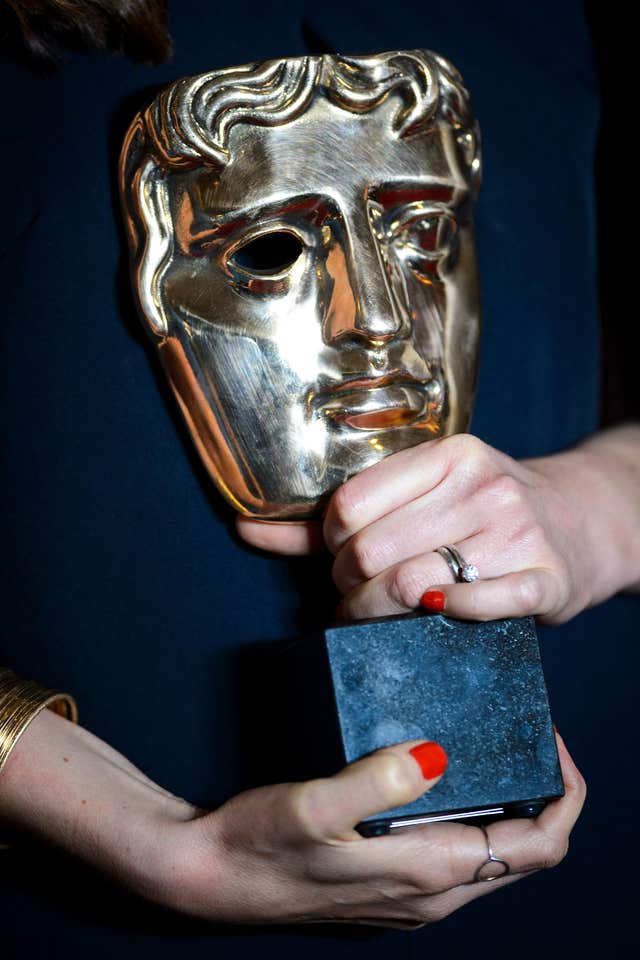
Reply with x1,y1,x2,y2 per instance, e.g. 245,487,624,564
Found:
435,545,479,583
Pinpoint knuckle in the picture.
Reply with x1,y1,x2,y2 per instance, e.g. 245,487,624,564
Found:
286,783,323,840
449,432,486,463
450,434,495,478
402,858,443,898
538,832,569,870
513,571,545,614
484,473,526,511
541,549,572,608
561,757,587,806
574,768,588,803
345,535,384,584
370,753,418,807
401,863,429,894
325,482,364,549
387,563,427,610
405,867,448,900
520,520,552,555
404,834,461,897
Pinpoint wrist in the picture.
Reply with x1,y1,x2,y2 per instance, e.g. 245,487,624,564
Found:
577,424,640,593
526,424,640,605
0,709,201,903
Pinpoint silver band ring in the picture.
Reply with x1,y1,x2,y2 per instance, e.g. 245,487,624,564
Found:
435,544,479,583
473,825,510,883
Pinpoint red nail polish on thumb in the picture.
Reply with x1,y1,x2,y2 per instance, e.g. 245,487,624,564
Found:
409,741,448,780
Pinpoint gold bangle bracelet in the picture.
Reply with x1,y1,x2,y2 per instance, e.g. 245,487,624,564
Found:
0,669,78,775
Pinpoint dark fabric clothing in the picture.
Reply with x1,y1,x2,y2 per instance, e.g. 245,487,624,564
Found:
1,1,636,956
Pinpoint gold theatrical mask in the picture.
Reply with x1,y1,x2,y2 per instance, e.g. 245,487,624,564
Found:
120,51,481,519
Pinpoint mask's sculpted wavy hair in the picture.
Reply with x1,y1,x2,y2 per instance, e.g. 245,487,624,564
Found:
139,50,478,171
120,51,480,336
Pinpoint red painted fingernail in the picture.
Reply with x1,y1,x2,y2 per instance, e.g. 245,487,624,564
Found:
409,741,448,780
420,590,445,612
553,724,559,734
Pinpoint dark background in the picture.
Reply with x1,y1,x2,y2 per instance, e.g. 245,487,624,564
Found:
0,2,637,958
586,1,638,423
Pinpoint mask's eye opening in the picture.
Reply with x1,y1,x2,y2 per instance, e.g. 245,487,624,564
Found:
230,231,303,274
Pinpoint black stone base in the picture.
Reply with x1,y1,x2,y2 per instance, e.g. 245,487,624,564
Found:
279,612,563,835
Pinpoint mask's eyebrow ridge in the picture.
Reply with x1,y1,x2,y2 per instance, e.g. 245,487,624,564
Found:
372,184,458,207
197,194,333,237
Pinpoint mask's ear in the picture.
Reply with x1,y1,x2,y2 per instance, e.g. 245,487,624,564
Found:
119,114,172,338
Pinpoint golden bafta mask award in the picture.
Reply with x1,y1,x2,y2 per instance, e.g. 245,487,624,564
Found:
120,51,562,836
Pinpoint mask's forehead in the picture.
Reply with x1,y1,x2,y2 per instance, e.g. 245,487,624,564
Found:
191,95,468,217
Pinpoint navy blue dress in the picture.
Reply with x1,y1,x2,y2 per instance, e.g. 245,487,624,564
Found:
1,1,637,956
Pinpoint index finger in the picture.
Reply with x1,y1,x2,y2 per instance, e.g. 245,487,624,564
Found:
463,731,586,877
323,438,451,554
521,730,586,838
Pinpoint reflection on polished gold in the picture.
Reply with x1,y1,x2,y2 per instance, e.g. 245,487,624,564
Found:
120,51,481,518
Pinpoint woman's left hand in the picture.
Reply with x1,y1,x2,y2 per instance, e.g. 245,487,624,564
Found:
237,427,640,623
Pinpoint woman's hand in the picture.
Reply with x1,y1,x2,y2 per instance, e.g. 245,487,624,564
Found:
157,731,584,927
237,425,640,623
0,711,585,928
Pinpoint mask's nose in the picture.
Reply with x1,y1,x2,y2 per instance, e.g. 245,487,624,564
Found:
323,208,404,346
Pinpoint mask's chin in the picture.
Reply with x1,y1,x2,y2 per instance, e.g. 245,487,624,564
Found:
226,403,447,519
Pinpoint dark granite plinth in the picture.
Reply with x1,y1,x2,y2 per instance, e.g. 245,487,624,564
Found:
282,612,563,834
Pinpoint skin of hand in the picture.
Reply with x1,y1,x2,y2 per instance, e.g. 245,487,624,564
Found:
236,424,640,622
0,710,585,927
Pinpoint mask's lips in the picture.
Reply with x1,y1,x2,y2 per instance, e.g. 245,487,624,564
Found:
311,372,442,431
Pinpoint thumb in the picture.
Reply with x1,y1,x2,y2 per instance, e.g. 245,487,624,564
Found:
297,740,448,842
236,516,325,555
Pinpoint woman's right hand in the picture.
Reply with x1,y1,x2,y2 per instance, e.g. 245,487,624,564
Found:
157,732,584,927
0,711,585,928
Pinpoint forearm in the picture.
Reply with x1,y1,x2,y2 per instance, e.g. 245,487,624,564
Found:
0,708,199,901
526,421,640,604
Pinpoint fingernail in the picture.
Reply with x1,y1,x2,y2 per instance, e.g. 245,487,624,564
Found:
409,741,448,780
334,603,345,623
420,590,445,612
553,724,559,734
